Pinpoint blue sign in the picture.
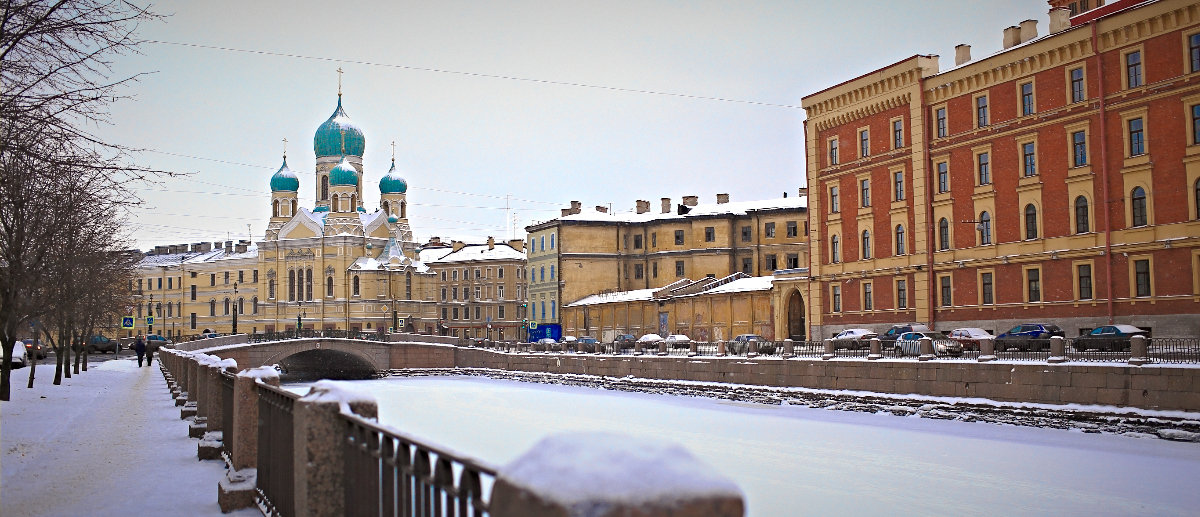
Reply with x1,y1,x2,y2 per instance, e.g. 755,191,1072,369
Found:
527,324,562,342
145,316,155,326
121,317,135,329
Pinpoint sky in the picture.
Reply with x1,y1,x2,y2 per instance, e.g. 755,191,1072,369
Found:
103,0,1052,249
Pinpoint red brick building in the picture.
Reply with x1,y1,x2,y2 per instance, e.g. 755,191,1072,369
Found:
802,0,1200,338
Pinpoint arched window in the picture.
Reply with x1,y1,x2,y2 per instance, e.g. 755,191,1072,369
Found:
237,297,244,315
550,265,556,280
155,303,162,317
1194,179,1200,219
209,300,215,316
273,199,279,217
938,218,950,250
352,275,360,296
895,225,906,255
268,279,275,299
400,201,406,218
290,199,297,216
252,297,258,314
288,270,296,301
979,212,992,245
1075,196,1090,233
550,234,556,249
830,235,840,263
305,268,313,301
223,298,230,315
1024,204,1038,239
321,175,329,200
861,230,871,259
350,194,358,211
326,276,334,298
406,271,412,299
382,200,390,215
540,267,545,282
1131,186,1147,226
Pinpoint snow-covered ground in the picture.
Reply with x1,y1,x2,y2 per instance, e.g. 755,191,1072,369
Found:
0,357,258,517
300,374,1200,517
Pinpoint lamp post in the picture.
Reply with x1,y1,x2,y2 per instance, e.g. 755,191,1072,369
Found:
232,282,238,335
296,300,304,338
149,293,154,335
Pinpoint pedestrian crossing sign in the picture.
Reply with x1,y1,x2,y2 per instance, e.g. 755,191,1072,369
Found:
121,317,135,329
146,316,155,326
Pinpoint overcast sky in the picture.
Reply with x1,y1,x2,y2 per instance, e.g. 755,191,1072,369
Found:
104,0,1051,249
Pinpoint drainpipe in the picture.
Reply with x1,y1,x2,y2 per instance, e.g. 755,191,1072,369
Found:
1091,22,1115,324
919,73,937,331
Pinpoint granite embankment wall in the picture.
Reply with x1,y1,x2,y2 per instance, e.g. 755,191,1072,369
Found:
452,348,1200,412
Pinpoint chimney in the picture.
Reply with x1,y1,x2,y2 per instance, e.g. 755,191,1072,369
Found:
1019,19,1038,43
451,240,465,252
153,245,167,255
235,243,248,253
635,200,650,214
561,208,572,217
682,195,699,207
797,187,808,198
595,205,608,214
196,242,212,253
1003,26,1021,49
508,239,524,252
661,197,671,214
716,193,730,204
225,240,233,250
955,44,971,66
1049,7,1070,34
428,236,442,246
570,200,582,215
487,236,495,250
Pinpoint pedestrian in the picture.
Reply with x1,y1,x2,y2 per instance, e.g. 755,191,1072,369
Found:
146,338,156,367
134,335,146,367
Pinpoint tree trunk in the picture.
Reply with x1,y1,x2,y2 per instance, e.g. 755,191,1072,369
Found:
27,352,36,388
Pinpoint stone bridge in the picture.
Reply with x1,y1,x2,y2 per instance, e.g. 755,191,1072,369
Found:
182,336,456,379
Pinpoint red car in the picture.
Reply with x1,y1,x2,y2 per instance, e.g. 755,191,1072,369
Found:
947,328,992,351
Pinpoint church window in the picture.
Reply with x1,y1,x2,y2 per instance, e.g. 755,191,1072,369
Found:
327,277,334,298
223,298,230,315
291,199,297,216
268,279,275,299
273,199,279,217
400,201,406,218
288,270,296,301
321,176,329,200
306,268,313,301
352,275,360,296
382,200,390,215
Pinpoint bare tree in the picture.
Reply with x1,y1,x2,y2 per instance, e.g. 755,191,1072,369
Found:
0,0,161,400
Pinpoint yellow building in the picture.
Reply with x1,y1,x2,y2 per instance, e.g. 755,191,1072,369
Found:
421,237,529,340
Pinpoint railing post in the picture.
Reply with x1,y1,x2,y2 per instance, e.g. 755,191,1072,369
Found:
293,381,378,517
1048,336,1068,364
634,341,643,355
782,338,794,358
918,337,936,361
717,340,727,356
688,341,699,357
218,366,281,513
199,360,237,460
978,337,997,362
1129,335,1151,366
491,433,744,517
658,340,668,356
747,340,759,358
868,337,883,360
822,338,836,360
182,357,198,419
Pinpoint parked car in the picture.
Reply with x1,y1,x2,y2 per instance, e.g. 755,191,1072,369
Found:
7,343,28,368
613,333,636,349
732,334,767,343
894,331,963,357
1073,325,1149,352
637,334,663,343
947,328,993,351
23,339,47,360
878,324,930,345
664,334,691,349
577,336,599,353
832,328,877,349
578,336,599,345
996,323,1065,351
85,335,119,354
144,334,173,351
199,332,221,339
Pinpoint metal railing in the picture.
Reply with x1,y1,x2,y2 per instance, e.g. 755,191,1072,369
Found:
342,414,497,517
248,329,389,343
257,383,298,517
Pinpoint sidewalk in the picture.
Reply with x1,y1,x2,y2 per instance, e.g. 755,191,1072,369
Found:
1,355,258,516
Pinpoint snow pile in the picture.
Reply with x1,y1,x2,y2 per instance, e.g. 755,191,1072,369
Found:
238,365,280,383
300,380,376,415
498,431,741,509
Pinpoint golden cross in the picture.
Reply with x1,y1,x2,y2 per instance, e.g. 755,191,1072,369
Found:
282,137,288,159
337,66,343,96
391,140,396,161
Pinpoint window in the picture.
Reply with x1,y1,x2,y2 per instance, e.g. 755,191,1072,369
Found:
938,218,950,251
893,171,904,201
861,230,871,260
253,270,258,283
191,313,197,330
440,287,447,301
539,267,544,282
1196,179,1200,219
498,267,504,278
634,263,644,279
1075,196,1090,233
1078,264,1093,300
831,285,841,312
190,285,197,301
829,138,839,165
167,277,173,290
896,279,908,309
224,271,229,285
498,285,504,299
786,253,800,269
829,186,840,213
740,226,751,242
305,268,313,301
674,230,684,245
1072,131,1088,167
652,262,658,278
766,254,778,270
550,234,555,249
741,257,752,275
1193,105,1200,145
223,298,230,316
352,275,360,296
539,236,545,251
1128,117,1144,156
940,276,952,306
475,306,482,320
237,270,244,283
892,119,903,148
1191,33,1200,73
829,236,839,263
651,233,657,247
1022,142,1037,177
675,260,685,277
863,283,874,311
1134,259,1151,297
452,287,458,300
859,179,870,207
977,152,990,185
498,306,505,319
895,225,906,255
786,221,798,238
287,270,295,301
209,301,215,317
475,268,482,279
979,211,992,245
937,162,949,193
633,234,642,249
1131,187,1147,227
976,95,989,127
1125,50,1142,88
452,270,458,281
981,272,994,305
1024,204,1038,240
1020,82,1035,116
1070,67,1085,103
1027,268,1041,302
454,307,460,320
210,274,215,286
268,279,275,299
859,129,870,157
935,107,947,138
765,222,776,238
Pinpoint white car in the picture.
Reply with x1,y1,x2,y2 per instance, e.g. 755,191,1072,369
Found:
637,334,663,343
7,343,28,368
663,334,692,348
832,328,877,349
894,331,963,357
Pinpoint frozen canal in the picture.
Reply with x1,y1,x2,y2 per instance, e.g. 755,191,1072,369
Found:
293,375,1200,516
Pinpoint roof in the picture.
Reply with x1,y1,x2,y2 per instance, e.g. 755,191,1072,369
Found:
428,243,526,264
566,288,658,307
567,275,773,307
541,196,807,227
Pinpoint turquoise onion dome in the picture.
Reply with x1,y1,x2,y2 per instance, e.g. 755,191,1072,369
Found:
378,159,408,194
313,96,365,158
387,215,398,223
312,206,329,213
269,156,299,192
329,156,358,186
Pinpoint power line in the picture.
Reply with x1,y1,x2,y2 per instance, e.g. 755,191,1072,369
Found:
144,40,804,110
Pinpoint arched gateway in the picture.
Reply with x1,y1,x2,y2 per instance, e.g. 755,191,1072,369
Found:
786,290,805,340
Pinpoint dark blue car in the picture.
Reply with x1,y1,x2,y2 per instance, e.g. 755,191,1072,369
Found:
996,323,1065,351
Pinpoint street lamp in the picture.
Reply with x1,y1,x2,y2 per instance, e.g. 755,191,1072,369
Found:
149,293,154,335
296,300,305,338
232,282,238,335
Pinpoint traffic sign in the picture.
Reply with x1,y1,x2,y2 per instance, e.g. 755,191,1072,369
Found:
529,321,538,329
121,317,135,329
145,316,155,326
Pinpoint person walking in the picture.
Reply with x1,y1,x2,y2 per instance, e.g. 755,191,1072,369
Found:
134,335,146,367
145,338,156,367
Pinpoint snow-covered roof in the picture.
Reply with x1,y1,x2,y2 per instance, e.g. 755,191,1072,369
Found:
690,276,773,296
428,243,525,264
137,246,257,268
555,196,806,224
566,288,657,307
